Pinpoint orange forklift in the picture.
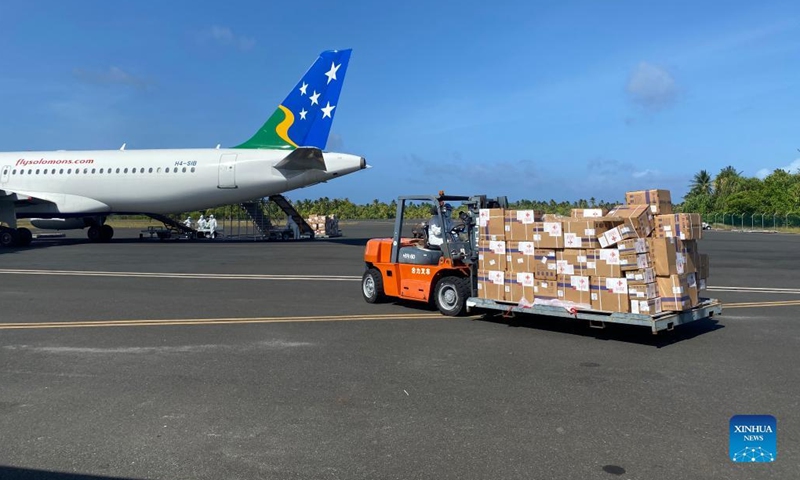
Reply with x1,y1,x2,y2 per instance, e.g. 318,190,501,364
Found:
361,193,507,316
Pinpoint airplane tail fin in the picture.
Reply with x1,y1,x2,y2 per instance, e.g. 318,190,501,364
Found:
235,49,352,151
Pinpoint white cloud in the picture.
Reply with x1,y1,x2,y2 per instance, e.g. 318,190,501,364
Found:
626,62,678,110
756,158,800,179
207,25,256,51
72,66,151,90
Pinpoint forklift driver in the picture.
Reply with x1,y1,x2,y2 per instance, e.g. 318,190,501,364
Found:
427,203,454,249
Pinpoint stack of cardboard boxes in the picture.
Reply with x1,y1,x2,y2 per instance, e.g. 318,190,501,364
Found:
306,214,341,237
476,189,709,315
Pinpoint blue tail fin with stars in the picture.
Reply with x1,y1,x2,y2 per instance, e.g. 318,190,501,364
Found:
234,49,352,151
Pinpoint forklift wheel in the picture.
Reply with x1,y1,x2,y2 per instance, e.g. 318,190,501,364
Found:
434,276,470,316
362,268,386,303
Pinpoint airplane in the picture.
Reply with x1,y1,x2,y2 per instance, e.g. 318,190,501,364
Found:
0,49,367,247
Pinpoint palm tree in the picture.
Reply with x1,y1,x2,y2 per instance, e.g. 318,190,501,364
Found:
690,170,713,196
714,165,743,197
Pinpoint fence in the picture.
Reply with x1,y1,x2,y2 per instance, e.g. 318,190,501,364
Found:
701,213,800,231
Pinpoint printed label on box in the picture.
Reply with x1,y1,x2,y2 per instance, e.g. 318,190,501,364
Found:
489,240,505,254
488,271,504,285
571,276,590,292
564,233,580,247
517,210,536,224
556,261,574,275
599,249,620,265
517,272,535,287
544,222,562,237
519,241,535,255
606,278,628,294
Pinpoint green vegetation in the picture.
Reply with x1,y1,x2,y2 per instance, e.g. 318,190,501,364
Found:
680,165,800,217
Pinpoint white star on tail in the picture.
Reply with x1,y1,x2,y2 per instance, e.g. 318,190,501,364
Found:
299,82,308,95
309,90,320,105
321,101,335,118
325,62,341,84
299,108,307,120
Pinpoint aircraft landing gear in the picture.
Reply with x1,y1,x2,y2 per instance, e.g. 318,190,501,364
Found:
88,225,114,243
0,227,32,247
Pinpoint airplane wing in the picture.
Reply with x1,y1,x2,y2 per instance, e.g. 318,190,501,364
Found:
0,188,110,213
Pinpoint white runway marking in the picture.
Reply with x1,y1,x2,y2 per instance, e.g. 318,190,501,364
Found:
707,286,800,295
0,268,361,282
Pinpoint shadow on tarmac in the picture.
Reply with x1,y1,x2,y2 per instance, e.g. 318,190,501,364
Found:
0,466,141,480
478,312,724,348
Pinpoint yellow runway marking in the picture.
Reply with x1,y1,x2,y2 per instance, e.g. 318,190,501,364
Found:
0,313,451,330
722,300,800,309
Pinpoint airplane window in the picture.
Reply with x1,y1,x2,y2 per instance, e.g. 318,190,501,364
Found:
141,169,145,174
19,170,23,175
36,169,40,174
165,168,170,173
182,167,187,173
99,168,104,174
148,168,153,173
43,170,47,175
75,169,80,174
59,169,64,174
157,167,162,173
67,169,72,174
91,168,95,174
116,168,120,173
124,168,128,173
174,168,179,173
190,167,195,173
83,168,88,174
28,169,32,174
132,168,137,173
12,169,16,175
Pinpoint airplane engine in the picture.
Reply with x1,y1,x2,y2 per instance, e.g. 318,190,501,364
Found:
30,218,91,230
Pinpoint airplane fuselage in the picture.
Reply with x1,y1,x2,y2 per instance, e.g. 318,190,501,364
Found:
0,148,365,218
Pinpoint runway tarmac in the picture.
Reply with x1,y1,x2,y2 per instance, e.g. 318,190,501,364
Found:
0,224,797,479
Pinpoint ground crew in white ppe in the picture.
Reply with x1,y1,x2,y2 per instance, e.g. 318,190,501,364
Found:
197,214,207,230
184,216,193,228
207,215,218,237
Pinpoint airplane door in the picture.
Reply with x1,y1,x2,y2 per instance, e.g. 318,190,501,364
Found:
1,166,10,185
218,154,237,189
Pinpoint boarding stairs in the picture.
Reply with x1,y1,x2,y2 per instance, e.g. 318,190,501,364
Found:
147,213,197,237
268,194,315,238
240,200,273,238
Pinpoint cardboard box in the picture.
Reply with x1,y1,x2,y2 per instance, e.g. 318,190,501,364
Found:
617,238,648,255
656,274,697,311
505,271,537,304
478,208,506,241
557,274,592,306
477,270,505,301
505,210,543,241
605,204,655,238
587,249,622,277
478,240,507,271
555,249,591,276
682,240,700,274
631,298,663,315
628,282,658,300
654,213,702,240
590,277,631,313
648,237,687,276
532,221,564,249
562,219,614,249
620,252,652,271
571,208,608,218
624,267,656,285
534,279,559,301
699,254,710,280
506,241,536,272
625,189,673,215
534,250,558,281
542,213,569,222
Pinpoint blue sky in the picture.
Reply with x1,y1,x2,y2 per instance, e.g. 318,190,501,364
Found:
0,1,798,204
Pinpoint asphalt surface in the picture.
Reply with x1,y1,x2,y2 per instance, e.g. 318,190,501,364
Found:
0,225,797,480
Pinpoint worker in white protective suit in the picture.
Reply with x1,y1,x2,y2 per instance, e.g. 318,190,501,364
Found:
207,215,218,238
184,216,193,228
427,203,454,249
197,214,207,230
